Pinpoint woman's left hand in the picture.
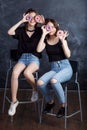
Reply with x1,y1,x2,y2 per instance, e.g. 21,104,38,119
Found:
63,30,69,39
35,15,45,24
57,30,69,40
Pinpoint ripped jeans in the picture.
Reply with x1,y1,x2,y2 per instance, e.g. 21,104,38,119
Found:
37,59,73,104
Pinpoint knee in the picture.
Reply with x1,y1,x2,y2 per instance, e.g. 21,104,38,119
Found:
50,78,58,84
23,70,29,78
37,80,44,86
23,70,32,79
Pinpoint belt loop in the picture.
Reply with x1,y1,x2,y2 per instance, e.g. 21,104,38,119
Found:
57,61,60,68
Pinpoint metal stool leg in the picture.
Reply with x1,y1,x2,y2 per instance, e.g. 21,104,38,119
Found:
35,71,41,123
76,81,83,122
39,97,44,124
37,99,41,123
2,68,10,113
65,86,67,129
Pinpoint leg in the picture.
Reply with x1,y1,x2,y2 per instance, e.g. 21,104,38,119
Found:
8,62,26,116
11,62,26,102
24,62,39,102
51,78,65,106
37,71,56,113
51,66,72,104
37,70,56,102
24,62,39,91
50,67,72,117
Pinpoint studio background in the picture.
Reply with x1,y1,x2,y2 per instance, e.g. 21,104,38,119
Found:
0,0,87,90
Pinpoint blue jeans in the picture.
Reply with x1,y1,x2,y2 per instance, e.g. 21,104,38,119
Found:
38,59,73,104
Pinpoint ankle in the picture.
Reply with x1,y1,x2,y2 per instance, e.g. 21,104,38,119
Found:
60,103,67,108
12,100,18,104
48,100,54,105
56,106,65,118
43,102,55,114
33,87,37,91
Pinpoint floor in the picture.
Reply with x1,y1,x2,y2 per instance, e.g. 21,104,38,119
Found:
0,90,87,130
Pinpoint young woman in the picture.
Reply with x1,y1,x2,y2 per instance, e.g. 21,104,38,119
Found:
37,19,73,118
8,8,44,116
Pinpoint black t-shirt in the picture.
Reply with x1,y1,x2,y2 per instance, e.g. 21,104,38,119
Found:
12,26,42,59
45,39,67,62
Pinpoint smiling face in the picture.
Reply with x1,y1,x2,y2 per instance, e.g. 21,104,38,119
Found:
46,22,57,35
45,18,59,36
25,8,38,28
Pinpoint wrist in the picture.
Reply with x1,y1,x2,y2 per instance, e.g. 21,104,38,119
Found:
42,33,46,38
61,39,66,43
19,20,24,24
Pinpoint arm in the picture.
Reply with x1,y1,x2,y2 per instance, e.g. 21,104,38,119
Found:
36,33,46,52
58,31,71,58
37,25,49,52
61,39,71,58
7,14,29,35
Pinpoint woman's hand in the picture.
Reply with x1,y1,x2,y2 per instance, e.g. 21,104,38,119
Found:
63,30,69,39
21,13,30,23
41,25,51,36
57,30,70,58
35,15,45,24
57,30,69,41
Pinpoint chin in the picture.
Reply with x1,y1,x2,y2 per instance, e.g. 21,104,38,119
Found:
49,32,55,36
29,23,36,26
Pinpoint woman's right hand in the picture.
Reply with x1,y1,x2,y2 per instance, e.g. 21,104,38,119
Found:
21,13,30,23
41,25,51,36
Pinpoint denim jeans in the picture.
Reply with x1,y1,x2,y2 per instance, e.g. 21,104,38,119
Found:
18,53,40,67
38,59,73,104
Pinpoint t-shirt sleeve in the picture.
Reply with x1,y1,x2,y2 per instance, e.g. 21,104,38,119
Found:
12,27,22,39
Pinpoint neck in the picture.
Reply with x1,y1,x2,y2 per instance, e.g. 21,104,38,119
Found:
49,35,56,39
27,29,35,32
27,25,35,32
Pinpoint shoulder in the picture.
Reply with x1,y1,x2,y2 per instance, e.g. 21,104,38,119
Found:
35,27,42,33
13,26,25,39
16,26,25,33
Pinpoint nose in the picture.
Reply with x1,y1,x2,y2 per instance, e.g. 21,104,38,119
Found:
31,17,35,22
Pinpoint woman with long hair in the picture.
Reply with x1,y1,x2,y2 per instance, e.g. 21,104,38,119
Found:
37,18,73,118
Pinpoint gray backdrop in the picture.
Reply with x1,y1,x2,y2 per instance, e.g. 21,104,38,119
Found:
0,0,87,89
